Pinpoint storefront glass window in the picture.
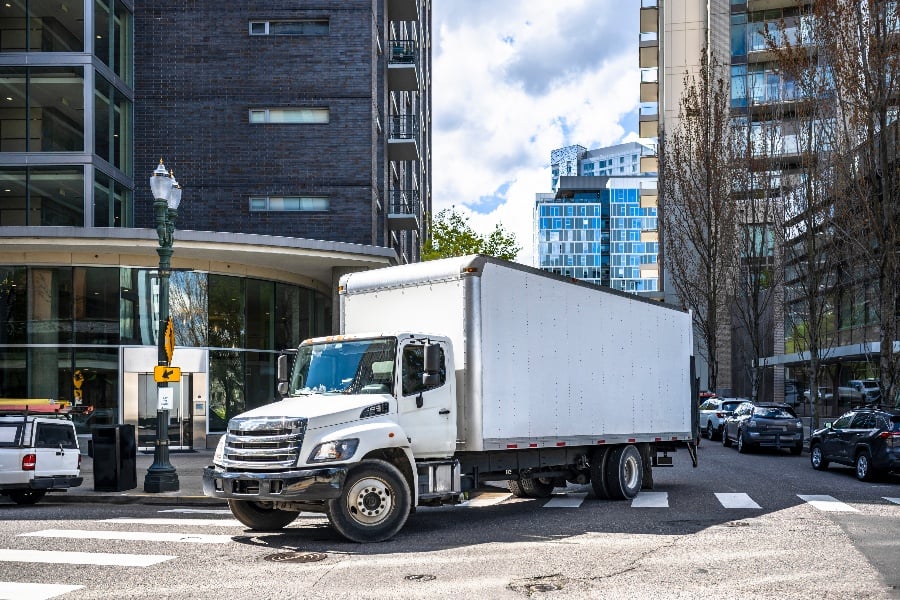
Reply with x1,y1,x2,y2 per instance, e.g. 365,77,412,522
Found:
209,350,243,432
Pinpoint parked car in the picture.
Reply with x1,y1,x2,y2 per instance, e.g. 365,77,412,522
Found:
722,402,804,455
808,406,900,481
699,398,745,440
803,386,865,405
784,380,800,406
847,379,881,402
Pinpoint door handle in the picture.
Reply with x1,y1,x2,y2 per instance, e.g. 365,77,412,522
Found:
439,409,450,415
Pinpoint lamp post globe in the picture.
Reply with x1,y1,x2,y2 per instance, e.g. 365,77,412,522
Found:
144,159,181,493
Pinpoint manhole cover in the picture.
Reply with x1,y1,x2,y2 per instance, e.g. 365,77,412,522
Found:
405,574,436,582
526,583,561,593
262,551,328,563
509,575,566,594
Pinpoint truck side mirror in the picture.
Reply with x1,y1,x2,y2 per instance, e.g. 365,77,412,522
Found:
276,354,289,396
422,343,441,388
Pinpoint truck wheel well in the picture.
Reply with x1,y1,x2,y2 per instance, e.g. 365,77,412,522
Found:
361,448,415,502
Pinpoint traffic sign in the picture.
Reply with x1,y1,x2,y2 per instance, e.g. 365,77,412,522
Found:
154,365,181,383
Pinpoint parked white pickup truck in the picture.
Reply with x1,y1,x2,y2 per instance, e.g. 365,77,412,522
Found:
0,401,83,504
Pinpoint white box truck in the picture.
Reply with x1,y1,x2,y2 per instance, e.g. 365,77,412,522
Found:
203,256,698,542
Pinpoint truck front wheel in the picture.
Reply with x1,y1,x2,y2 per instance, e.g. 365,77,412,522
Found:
228,499,298,531
605,445,643,500
326,459,411,543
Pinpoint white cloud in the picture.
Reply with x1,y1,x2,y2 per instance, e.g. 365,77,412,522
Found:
432,1,640,264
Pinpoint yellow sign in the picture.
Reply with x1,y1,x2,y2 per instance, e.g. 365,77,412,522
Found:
164,318,175,364
154,365,181,383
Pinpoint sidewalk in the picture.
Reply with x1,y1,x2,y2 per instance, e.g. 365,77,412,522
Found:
57,449,226,506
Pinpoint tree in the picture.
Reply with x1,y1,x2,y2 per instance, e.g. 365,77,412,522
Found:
660,50,740,394
423,207,520,261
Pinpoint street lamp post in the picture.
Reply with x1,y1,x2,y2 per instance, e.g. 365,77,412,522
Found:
144,159,182,493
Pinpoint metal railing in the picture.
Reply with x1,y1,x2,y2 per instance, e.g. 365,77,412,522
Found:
388,39,418,64
389,114,419,139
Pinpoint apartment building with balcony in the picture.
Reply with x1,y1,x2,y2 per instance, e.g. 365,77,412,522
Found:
0,0,431,450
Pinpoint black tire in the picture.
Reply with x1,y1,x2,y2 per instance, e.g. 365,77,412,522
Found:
737,429,751,454
604,445,643,500
7,490,46,505
507,479,527,497
722,427,732,447
705,422,715,440
590,446,612,499
326,459,411,543
855,451,875,482
519,477,554,498
810,444,829,470
228,499,299,531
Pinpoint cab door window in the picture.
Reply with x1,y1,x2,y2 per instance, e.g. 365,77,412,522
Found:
402,344,446,396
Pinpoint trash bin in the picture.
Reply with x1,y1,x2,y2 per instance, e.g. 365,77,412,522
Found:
92,424,137,492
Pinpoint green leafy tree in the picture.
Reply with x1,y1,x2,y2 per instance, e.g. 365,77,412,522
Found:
423,207,520,261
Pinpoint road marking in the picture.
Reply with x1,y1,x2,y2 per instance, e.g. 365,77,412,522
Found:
884,497,900,505
0,582,82,600
544,493,587,508
0,549,173,567
797,494,859,512
103,518,243,527
631,492,668,508
463,491,511,507
715,493,761,509
20,529,234,544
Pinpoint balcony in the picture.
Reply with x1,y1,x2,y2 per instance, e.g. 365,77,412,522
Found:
640,3,658,33
639,105,658,139
388,0,419,22
640,154,658,174
639,38,658,69
388,114,419,161
640,229,659,243
640,263,660,279
640,182,658,208
640,68,658,103
387,188,420,230
388,39,419,90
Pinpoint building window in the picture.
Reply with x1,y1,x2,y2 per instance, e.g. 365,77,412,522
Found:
0,0,85,52
0,66,85,152
248,108,329,124
249,20,329,36
94,0,133,84
249,196,329,211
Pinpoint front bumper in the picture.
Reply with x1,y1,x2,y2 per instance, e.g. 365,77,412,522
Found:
202,466,347,501
746,430,803,448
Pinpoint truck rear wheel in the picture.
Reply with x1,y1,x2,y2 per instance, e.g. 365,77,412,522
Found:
507,479,527,497
326,459,411,543
520,477,554,498
7,490,46,505
590,446,612,499
604,445,643,500
228,499,298,531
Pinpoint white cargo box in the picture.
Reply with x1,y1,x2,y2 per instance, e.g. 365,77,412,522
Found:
340,256,694,451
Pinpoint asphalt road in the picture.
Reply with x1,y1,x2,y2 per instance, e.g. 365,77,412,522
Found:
1,442,897,599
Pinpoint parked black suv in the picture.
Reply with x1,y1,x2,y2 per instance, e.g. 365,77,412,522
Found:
808,406,900,481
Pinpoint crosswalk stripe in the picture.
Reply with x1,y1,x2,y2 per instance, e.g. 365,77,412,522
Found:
19,529,234,544
631,492,668,508
0,582,82,600
715,492,761,509
884,497,900,505
797,494,859,512
103,518,243,527
544,493,587,508
0,549,173,567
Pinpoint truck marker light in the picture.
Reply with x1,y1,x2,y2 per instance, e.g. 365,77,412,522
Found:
529,443,538,448
556,442,566,447
506,444,517,449
628,438,636,443
388,432,395,438
597,440,606,444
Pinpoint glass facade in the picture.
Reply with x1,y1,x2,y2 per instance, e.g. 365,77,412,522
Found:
0,265,331,437
535,185,658,292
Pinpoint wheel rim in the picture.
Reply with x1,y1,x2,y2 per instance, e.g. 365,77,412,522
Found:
737,431,743,451
346,476,393,525
857,455,869,478
811,447,821,467
623,454,640,490
707,423,713,438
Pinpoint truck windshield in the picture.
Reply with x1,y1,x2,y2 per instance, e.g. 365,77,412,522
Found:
290,338,397,395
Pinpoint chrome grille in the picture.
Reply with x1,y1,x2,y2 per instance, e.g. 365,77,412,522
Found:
222,416,307,470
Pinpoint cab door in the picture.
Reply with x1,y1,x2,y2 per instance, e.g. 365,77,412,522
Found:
396,340,456,458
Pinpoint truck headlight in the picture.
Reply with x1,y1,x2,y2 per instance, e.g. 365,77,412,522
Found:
213,436,226,466
308,439,359,463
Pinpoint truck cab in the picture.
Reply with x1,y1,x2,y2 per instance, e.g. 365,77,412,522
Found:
0,404,83,504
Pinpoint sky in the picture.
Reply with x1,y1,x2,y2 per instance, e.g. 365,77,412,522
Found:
431,0,642,264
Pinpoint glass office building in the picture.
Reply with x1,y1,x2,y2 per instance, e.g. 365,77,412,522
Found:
535,177,659,294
